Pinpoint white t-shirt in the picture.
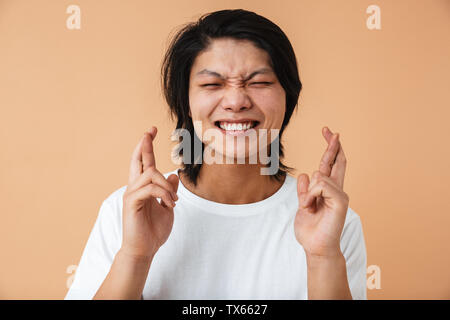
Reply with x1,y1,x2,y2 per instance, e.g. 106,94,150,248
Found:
65,168,367,300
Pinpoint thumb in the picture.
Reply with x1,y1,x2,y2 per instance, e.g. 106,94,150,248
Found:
297,174,310,209
167,174,180,195
297,173,309,196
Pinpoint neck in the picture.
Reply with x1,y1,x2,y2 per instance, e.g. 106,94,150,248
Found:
179,163,286,204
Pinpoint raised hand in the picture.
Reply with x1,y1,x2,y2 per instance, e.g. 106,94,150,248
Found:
121,126,180,259
294,127,349,258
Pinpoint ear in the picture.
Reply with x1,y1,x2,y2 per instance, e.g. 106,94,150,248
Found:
188,110,192,118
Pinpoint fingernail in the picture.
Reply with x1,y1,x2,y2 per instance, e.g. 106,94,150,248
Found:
171,192,178,201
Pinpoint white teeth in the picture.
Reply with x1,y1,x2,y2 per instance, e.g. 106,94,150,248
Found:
219,121,255,131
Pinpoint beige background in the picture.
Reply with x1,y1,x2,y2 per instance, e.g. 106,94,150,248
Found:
0,0,449,299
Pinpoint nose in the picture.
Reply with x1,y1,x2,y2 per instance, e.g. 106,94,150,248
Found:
221,86,252,112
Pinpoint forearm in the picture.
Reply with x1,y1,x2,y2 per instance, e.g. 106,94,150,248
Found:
93,249,153,300
306,251,352,300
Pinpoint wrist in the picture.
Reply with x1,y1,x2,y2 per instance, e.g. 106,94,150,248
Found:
94,248,153,300
305,251,352,300
116,248,155,266
306,249,345,268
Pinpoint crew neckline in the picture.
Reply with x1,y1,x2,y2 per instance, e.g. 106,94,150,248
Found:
170,168,296,217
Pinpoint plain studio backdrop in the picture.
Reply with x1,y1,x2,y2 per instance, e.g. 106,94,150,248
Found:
0,0,449,299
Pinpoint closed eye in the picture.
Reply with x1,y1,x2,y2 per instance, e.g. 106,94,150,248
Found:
201,82,273,88
201,83,221,87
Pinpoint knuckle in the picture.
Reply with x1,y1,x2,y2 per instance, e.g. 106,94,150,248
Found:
341,192,350,203
123,189,131,201
344,192,350,201
124,192,136,204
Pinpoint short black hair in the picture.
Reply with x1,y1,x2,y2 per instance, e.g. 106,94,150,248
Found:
161,9,302,186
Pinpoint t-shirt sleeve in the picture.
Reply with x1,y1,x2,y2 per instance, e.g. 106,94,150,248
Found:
64,199,121,300
340,209,367,300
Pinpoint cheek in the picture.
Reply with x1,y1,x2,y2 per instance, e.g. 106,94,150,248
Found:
189,92,219,120
250,90,285,125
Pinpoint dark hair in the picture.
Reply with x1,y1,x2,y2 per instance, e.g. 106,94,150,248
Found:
161,9,302,186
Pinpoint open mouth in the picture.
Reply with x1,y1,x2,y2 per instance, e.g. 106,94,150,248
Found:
214,121,260,133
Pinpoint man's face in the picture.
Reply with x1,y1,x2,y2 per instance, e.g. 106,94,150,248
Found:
188,37,286,162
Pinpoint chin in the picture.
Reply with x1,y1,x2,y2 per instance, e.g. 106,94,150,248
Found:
205,143,260,165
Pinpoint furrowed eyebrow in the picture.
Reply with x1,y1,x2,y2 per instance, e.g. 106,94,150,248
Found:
244,68,273,81
195,68,273,80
